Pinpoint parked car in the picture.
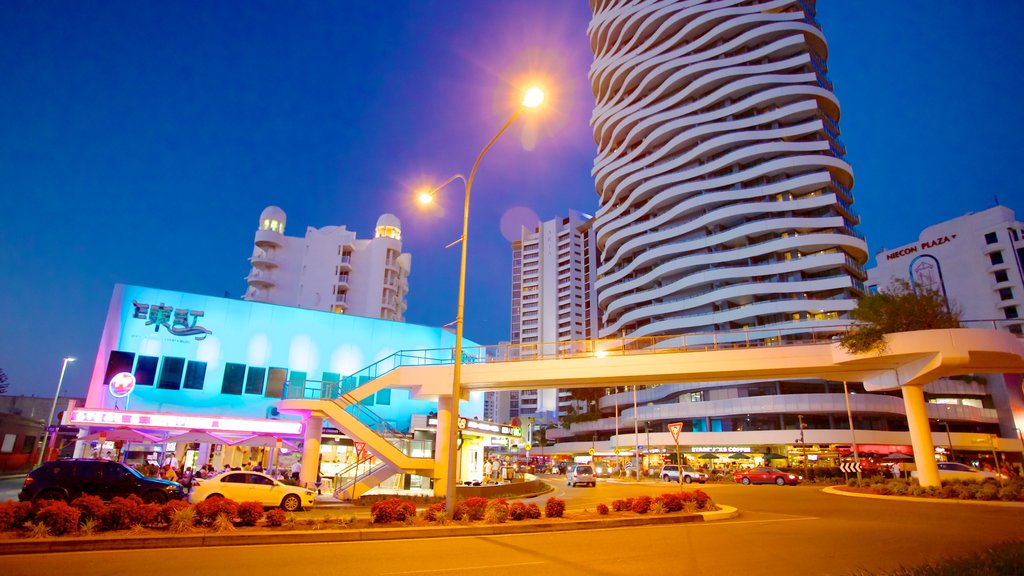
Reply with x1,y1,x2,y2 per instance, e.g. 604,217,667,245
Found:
189,471,316,511
659,464,708,484
19,459,185,504
910,462,1006,482
733,467,802,486
566,464,597,487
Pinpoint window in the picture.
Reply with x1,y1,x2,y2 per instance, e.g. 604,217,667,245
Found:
223,473,248,484
221,363,247,395
0,434,15,453
990,251,1004,265
984,231,998,244
183,361,207,390
376,388,391,406
245,367,266,395
1000,288,1014,301
248,474,274,485
157,357,185,390
21,435,35,454
995,270,1009,283
134,356,159,386
103,351,136,387
264,368,287,398
1006,306,1020,320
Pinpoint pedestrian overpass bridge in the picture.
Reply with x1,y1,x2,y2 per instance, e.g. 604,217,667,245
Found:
278,327,1024,496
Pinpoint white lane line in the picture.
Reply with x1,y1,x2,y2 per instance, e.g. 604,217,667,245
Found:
380,561,547,575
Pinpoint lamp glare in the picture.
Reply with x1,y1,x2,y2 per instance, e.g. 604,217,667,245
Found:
522,87,545,108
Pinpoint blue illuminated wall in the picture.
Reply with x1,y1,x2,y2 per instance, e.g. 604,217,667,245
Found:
84,284,483,433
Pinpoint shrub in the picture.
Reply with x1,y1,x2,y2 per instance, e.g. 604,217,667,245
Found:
265,508,286,527
650,502,666,515
70,495,105,522
596,503,609,515
484,499,509,524
544,497,565,518
195,497,239,527
631,496,652,514
170,506,196,533
159,500,191,525
102,495,146,531
461,497,489,521
886,480,908,496
36,501,80,536
508,502,528,521
28,521,49,538
421,503,446,522
977,483,1000,501
959,483,980,500
370,498,416,524
999,483,1022,502
79,517,99,536
137,503,161,527
0,501,21,531
525,503,542,519
611,499,626,512
212,513,235,532
692,490,712,510
656,493,684,512
237,502,265,526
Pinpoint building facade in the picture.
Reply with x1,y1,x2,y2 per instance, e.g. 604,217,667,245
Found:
589,0,867,341
243,206,411,321
493,211,599,424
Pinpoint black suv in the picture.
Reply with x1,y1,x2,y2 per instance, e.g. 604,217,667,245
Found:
19,459,185,504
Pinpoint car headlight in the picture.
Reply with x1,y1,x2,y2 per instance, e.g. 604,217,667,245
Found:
788,475,796,479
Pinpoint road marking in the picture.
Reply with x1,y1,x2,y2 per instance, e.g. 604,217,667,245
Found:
380,561,546,575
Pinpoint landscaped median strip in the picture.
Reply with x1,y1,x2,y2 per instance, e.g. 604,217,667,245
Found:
822,486,1024,507
0,505,738,555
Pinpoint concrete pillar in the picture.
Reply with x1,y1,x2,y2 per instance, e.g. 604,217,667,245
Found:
300,416,323,489
198,443,212,469
903,385,940,487
433,397,453,497
218,445,234,469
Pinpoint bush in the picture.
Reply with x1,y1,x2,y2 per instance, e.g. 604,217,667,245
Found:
421,502,446,522
596,503,609,515
195,497,239,527
526,503,542,519
959,483,981,500
999,483,1022,502
102,495,146,531
692,490,712,510
0,501,24,531
169,506,196,533
265,508,286,527
159,500,191,525
508,502,528,521
544,497,565,518
656,493,684,512
631,496,652,514
237,502,265,526
370,498,416,524
484,499,509,524
70,495,105,522
36,501,80,536
611,499,627,512
977,483,1000,501
461,497,489,521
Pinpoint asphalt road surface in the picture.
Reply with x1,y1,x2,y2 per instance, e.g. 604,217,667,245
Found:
6,476,1024,576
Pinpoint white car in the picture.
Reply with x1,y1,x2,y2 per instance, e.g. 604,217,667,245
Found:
659,465,708,484
189,471,316,511
566,464,596,487
910,462,1006,482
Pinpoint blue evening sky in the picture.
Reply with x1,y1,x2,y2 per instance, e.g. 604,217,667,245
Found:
2,1,1022,398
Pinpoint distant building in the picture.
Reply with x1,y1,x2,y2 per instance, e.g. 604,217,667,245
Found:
243,206,411,321
487,210,598,425
0,394,83,425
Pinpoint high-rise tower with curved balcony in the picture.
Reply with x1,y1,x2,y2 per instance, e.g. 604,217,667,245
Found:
588,0,867,340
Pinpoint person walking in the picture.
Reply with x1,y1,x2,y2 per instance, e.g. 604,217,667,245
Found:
291,459,302,481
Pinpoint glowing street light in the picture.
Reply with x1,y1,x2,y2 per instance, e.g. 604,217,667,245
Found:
38,356,75,467
418,85,545,515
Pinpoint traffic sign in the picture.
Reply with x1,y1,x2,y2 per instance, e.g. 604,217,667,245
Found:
637,445,644,452
588,448,595,456
613,448,620,455
525,443,532,451
840,462,862,474
45,425,57,433
668,422,683,443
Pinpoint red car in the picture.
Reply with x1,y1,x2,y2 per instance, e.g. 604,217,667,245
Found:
733,467,802,486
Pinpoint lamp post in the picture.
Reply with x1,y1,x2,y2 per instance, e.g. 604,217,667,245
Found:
38,356,75,467
419,86,544,515
943,419,955,462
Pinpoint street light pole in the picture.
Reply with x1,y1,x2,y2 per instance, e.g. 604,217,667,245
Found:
944,420,955,462
842,381,862,481
38,356,75,467
423,87,545,516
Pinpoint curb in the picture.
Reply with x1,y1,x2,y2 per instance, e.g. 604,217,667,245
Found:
0,505,738,555
821,486,1024,508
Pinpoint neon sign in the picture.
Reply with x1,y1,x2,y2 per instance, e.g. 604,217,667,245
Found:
109,372,136,398
132,300,212,340
68,408,302,435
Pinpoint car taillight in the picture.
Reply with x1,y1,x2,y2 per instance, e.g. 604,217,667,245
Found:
22,477,33,488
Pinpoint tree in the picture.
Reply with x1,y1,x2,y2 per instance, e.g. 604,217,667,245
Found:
839,278,961,354
0,368,7,394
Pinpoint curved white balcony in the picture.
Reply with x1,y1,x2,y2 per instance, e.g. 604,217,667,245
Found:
246,269,276,289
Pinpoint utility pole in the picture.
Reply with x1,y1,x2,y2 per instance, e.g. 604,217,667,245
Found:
842,381,862,481
797,414,809,480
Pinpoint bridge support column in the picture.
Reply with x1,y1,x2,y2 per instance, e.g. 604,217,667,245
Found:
434,396,453,497
300,415,323,490
903,385,940,487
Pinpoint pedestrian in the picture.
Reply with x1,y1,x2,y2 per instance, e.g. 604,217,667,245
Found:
291,459,302,481
181,467,193,493
484,459,493,481
892,461,901,479
163,452,179,471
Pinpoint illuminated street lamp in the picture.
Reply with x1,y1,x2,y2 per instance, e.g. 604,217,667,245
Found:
38,356,75,467
418,86,544,515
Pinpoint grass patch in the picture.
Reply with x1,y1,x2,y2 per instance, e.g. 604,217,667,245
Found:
850,541,1024,575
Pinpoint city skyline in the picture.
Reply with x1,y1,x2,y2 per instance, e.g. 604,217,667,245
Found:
3,1,1023,398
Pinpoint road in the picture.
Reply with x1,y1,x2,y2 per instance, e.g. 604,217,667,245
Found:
6,476,1024,576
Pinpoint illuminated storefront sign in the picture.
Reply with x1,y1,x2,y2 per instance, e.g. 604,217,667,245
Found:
427,417,521,438
109,372,136,398
132,300,212,340
68,408,302,435
884,234,957,261
691,446,752,453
